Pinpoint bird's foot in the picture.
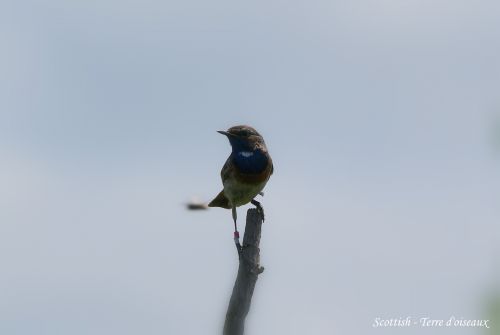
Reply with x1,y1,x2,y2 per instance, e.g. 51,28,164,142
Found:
251,199,265,222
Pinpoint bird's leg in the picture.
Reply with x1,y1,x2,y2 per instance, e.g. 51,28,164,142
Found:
232,206,242,256
231,206,238,232
251,199,265,222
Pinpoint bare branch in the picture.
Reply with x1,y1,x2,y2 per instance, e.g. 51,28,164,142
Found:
223,208,264,335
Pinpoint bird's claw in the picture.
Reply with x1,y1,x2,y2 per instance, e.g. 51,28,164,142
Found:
257,205,265,222
251,199,265,222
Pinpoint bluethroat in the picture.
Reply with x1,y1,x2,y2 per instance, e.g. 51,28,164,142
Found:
208,125,273,249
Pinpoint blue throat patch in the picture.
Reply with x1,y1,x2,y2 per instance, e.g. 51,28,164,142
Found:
232,149,268,174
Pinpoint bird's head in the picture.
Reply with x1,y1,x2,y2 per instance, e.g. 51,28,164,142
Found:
217,125,265,151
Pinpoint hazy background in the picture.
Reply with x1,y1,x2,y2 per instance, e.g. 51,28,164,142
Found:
1,0,499,334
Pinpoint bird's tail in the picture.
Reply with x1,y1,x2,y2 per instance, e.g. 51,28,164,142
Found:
208,190,231,209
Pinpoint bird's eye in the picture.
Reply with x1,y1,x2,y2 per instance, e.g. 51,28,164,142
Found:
239,130,249,137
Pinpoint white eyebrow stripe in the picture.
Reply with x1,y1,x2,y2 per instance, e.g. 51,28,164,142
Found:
239,151,254,157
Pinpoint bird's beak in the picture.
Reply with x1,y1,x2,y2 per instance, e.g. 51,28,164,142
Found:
217,130,232,136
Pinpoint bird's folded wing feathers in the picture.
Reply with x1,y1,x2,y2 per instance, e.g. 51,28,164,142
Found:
220,157,232,183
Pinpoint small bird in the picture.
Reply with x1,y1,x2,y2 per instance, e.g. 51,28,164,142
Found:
209,125,273,237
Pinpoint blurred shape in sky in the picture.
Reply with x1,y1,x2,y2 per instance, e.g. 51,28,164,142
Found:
186,196,209,210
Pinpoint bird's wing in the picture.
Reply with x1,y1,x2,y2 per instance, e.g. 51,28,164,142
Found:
208,157,232,209
220,156,233,183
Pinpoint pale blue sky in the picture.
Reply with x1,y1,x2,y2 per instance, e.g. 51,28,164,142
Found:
1,0,499,334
